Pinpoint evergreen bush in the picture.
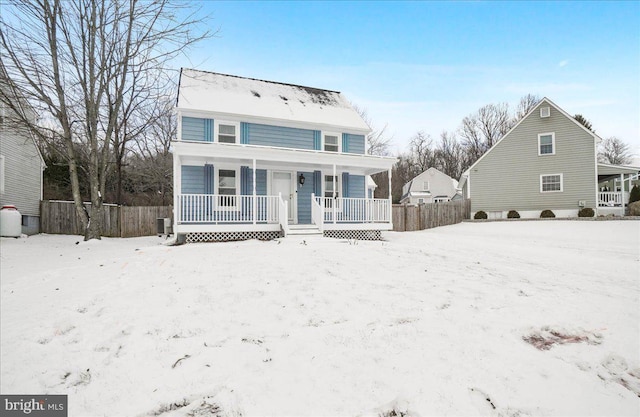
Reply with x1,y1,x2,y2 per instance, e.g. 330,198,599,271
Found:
507,210,520,219
629,185,640,204
540,210,555,218
578,207,595,217
474,210,488,220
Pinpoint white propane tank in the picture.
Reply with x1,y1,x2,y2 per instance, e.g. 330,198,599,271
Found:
0,205,22,237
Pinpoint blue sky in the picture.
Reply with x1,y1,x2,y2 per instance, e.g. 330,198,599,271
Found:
176,1,640,155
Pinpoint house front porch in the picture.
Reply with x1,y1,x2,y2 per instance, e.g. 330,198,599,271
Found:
172,141,396,241
596,164,639,216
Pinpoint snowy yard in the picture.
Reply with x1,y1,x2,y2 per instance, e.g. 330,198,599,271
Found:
1,221,639,416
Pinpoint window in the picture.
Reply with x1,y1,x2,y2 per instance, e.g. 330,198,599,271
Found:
540,174,563,192
324,175,341,208
538,132,555,155
423,181,429,191
540,107,550,118
218,169,237,206
417,198,425,204
324,133,339,152
434,197,450,203
217,121,238,144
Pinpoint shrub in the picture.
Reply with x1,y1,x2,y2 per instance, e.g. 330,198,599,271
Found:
578,207,595,217
507,210,520,219
629,201,640,216
474,210,487,220
630,185,640,204
540,209,555,218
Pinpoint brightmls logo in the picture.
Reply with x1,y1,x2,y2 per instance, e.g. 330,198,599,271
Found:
1,395,67,416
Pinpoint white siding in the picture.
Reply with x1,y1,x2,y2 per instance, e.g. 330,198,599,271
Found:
0,123,43,216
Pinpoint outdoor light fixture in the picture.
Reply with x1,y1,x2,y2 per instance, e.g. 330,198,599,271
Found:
298,173,305,186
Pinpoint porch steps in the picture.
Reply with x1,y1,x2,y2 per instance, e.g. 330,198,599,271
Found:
287,224,322,236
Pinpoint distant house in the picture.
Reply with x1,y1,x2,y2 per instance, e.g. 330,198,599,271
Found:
400,167,458,205
0,69,45,235
173,69,397,242
459,97,638,218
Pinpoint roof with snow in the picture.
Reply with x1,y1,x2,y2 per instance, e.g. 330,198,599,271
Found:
177,68,370,132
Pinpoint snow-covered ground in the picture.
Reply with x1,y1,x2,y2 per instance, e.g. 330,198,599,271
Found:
1,221,639,416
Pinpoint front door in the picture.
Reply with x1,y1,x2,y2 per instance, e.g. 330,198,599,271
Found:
272,172,295,223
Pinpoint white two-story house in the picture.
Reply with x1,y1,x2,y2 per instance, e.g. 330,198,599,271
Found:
400,167,459,205
173,69,396,242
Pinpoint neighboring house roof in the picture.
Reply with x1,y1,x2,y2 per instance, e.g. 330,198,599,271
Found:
177,68,371,133
366,175,377,189
460,97,602,182
402,167,458,196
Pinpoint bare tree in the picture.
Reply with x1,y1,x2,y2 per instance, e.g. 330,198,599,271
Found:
0,0,209,240
126,95,176,205
598,137,631,165
352,104,393,156
459,102,512,167
434,131,464,180
515,94,540,121
409,131,437,172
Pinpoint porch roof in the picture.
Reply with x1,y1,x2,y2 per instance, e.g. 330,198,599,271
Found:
173,141,397,175
597,163,639,176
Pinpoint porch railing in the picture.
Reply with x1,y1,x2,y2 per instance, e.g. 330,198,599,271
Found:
312,195,391,223
598,191,623,207
177,194,280,223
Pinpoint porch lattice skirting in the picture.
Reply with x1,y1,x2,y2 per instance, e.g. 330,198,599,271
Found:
323,229,382,241
186,230,284,243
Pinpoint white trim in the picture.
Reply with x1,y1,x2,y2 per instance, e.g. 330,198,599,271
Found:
540,107,550,118
322,131,341,153
269,170,296,223
463,97,601,175
538,132,556,156
215,166,240,210
0,154,5,195
172,141,396,175
176,108,183,142
540,173,563,193
175,223,282,234
322,171,342,211
215,120,240,144
178,108,370,136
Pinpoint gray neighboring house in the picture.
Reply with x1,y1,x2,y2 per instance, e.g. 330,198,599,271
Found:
0,79,45,235
400,167,459,205
459,97,638,219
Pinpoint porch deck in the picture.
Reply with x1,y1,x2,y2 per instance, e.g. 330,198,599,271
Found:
174,193,392,235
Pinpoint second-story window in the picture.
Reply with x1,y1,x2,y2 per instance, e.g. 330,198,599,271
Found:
324,133,339,152
218,123,237,144
423,181,429,191
538,132,555,155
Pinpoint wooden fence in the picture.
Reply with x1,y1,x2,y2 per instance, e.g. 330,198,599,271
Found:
392,199,471,232
40,200,172,238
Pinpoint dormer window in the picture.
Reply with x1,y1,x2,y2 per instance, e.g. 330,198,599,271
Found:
323,133,340,152
217,121,239,144
538,132,555,155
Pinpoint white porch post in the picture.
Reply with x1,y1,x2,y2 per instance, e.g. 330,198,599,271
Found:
252,159,257,225
388,168,392,223
333,164,337,224
621,173,625,213
173,154,180,228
